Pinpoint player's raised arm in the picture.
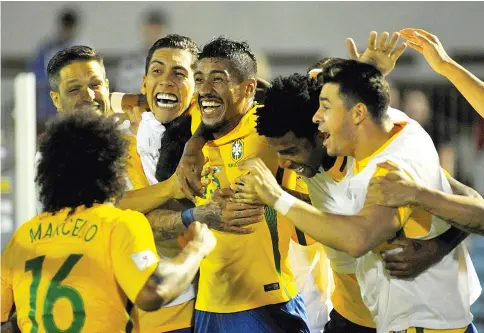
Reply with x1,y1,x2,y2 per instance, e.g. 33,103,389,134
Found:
368,161,484,235
400,28,484,118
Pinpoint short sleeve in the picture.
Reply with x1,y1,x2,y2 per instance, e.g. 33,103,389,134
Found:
110,211,160,303
1,237,15,322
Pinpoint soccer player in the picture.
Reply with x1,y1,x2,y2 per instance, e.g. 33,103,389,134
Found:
173,36,310,332
1,111,216,332
246,70,480,332
236,60,480,332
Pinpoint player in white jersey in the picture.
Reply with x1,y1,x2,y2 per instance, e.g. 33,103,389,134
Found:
236,59,480,332
244,68,481,332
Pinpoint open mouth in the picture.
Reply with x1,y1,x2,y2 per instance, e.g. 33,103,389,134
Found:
156,93,179,109
321,132,331,146
200,99,223,115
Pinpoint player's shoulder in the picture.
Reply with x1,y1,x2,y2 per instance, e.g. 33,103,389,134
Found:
6,213,47,251
94,205,147,224
104,207,150,232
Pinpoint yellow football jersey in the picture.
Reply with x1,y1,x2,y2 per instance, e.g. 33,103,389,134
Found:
1,204,159,332
191,105,299,313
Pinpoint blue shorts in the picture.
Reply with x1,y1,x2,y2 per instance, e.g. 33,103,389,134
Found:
194,294,310,333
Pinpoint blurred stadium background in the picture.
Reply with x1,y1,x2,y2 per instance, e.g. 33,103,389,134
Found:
2,1,484,328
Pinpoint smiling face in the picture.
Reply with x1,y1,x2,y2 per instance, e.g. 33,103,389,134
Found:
312,82,356,157
49,60,110,115
141,48,195,123
194,57,253,130
265,131,324,178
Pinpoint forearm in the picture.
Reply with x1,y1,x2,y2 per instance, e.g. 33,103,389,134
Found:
118,180,179,214
184,126,209,156
284,198,371,257
416,186,484,235
146,209,186,241
440,60,484,118
109,92,149,113
146,242,205,308
434,226,469,256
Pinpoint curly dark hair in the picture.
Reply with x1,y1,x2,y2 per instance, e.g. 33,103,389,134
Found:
319,59,390,122
36,112,128,213
47,45,104,91
255,73,321,142
199,36,257,81
145,34,199,74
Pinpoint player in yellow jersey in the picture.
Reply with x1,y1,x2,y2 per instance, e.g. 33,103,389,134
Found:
1,111,216,332
235,57,480,332
175,36,308,332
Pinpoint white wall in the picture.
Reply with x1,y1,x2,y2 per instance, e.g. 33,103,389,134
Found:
2,1,484,79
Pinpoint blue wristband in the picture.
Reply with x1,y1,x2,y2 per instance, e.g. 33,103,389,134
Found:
181,208,195,228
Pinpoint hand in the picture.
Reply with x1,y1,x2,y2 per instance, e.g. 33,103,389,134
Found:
367,161,419,207
121,106,144,135
175,138,207,202
346,31,407,77
237,158,283,207
178,222,216,257
400,28,453,76
213,188,265,231
381,237,440,279
230,176,265,205
194,191,264,234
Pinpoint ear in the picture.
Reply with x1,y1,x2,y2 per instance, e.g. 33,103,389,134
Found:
141,75,147,95
49,91,62,113
352,103,368,125
243,78,257,98
105,78,110,93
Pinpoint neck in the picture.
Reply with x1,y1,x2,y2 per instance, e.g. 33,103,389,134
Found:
353,117,396,161
212,102,253,139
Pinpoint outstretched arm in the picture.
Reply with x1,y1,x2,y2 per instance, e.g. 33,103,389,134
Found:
400,28,484,118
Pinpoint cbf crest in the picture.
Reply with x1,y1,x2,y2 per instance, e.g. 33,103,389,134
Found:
231,139,244,162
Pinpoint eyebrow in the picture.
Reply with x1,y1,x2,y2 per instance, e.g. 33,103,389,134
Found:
319,97,330,103
194,69,229,76
65,75,103,86
150,60,165,67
